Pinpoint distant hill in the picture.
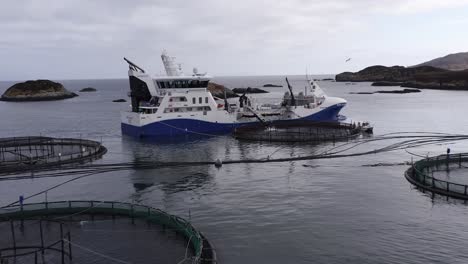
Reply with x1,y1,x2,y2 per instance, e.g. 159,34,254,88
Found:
414,52,468,71
335,65,468,90
335,65,446,82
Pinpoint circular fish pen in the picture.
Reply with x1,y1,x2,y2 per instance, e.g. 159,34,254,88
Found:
0,137,107,174
405,153,468,200
0,201,216,264
233,121,367,142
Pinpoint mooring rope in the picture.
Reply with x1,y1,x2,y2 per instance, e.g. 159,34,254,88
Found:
2,133,468,182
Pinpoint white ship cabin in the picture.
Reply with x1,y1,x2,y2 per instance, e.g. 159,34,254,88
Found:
137,75,220,117
124,52,223,116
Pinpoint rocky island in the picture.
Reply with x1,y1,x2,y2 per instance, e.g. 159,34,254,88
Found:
79,87,97,92
263,84,282,87
336,65,468,90
207,82,238,99
350,89,421,95
1,80,78,101
232,87,269,94
335,65,446,82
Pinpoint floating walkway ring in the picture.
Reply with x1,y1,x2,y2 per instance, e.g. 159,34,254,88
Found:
0,136,107,174
405,153,468,200
0,200,217,264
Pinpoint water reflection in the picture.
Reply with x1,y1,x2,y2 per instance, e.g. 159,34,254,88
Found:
121,137,217,201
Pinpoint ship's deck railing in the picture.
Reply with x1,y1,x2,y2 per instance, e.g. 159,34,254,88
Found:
0,200,211,263
405,153,468,200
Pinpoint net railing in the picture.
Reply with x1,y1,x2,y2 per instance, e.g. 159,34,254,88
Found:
0,137,106,173
0,201,204,263
234,122,361,142
406,153,468,198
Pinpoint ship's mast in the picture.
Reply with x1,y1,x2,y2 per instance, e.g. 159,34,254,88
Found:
161,50,183,76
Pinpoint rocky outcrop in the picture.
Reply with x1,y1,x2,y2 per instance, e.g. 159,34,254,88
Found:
313,78,335,81
350,89,421,95
377,89,421,94
232,87,269,94
79,87,97,92
1,80,78,101
336,65,446,82
263,84,283,87
207,82,238,99
401,81,468,90
338,65,468,90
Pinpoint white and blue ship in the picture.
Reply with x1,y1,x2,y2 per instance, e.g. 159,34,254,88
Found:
121,52,347,137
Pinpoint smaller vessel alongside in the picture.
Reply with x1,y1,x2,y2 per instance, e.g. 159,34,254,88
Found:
121,52,348,138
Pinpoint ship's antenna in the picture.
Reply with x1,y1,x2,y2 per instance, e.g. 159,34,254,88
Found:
123,57,145,73
285,77,296,107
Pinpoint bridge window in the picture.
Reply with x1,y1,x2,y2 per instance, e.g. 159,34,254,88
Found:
200,81,209,88
199,97,202,104
192,98,196,104
190,80,199,88
205,97,208,103
159,80,209,89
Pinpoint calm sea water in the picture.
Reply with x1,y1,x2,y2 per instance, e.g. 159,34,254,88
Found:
1,76,468,263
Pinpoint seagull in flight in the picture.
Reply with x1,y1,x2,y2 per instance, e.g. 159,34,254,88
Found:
345,58,352,62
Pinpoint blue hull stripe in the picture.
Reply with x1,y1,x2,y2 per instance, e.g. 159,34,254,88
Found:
122,104,345,137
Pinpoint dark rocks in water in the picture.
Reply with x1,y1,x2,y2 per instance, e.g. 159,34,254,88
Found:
79,87,97,92
336,65,446,82
371,81,404,86
350,89,421,95
401,80,468,90
0,80,78,102
314,78,335,81
232,87,269,94
377,89,421,94
263,84,283,87
207,82,238,99
112,99,127,102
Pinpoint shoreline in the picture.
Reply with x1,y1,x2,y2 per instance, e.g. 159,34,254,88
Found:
0,93,78,102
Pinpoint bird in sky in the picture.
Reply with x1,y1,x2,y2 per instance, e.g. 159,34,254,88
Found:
345,58,352,62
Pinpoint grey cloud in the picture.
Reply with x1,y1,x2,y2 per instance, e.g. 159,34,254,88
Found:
1,0,468,80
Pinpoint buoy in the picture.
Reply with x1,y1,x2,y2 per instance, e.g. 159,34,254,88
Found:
214,159,222,168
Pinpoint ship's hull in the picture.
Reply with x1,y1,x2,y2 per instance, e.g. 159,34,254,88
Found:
121,103,345,137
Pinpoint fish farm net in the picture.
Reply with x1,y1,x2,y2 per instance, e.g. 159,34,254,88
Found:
0,201,216,264
233,121,365,142
0,137,107,174
405,153,468,200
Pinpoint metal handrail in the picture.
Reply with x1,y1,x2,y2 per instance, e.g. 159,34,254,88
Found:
407,153,468,197
0,200,204,263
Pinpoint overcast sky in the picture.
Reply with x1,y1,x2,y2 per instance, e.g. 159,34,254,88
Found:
1,0,468,80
